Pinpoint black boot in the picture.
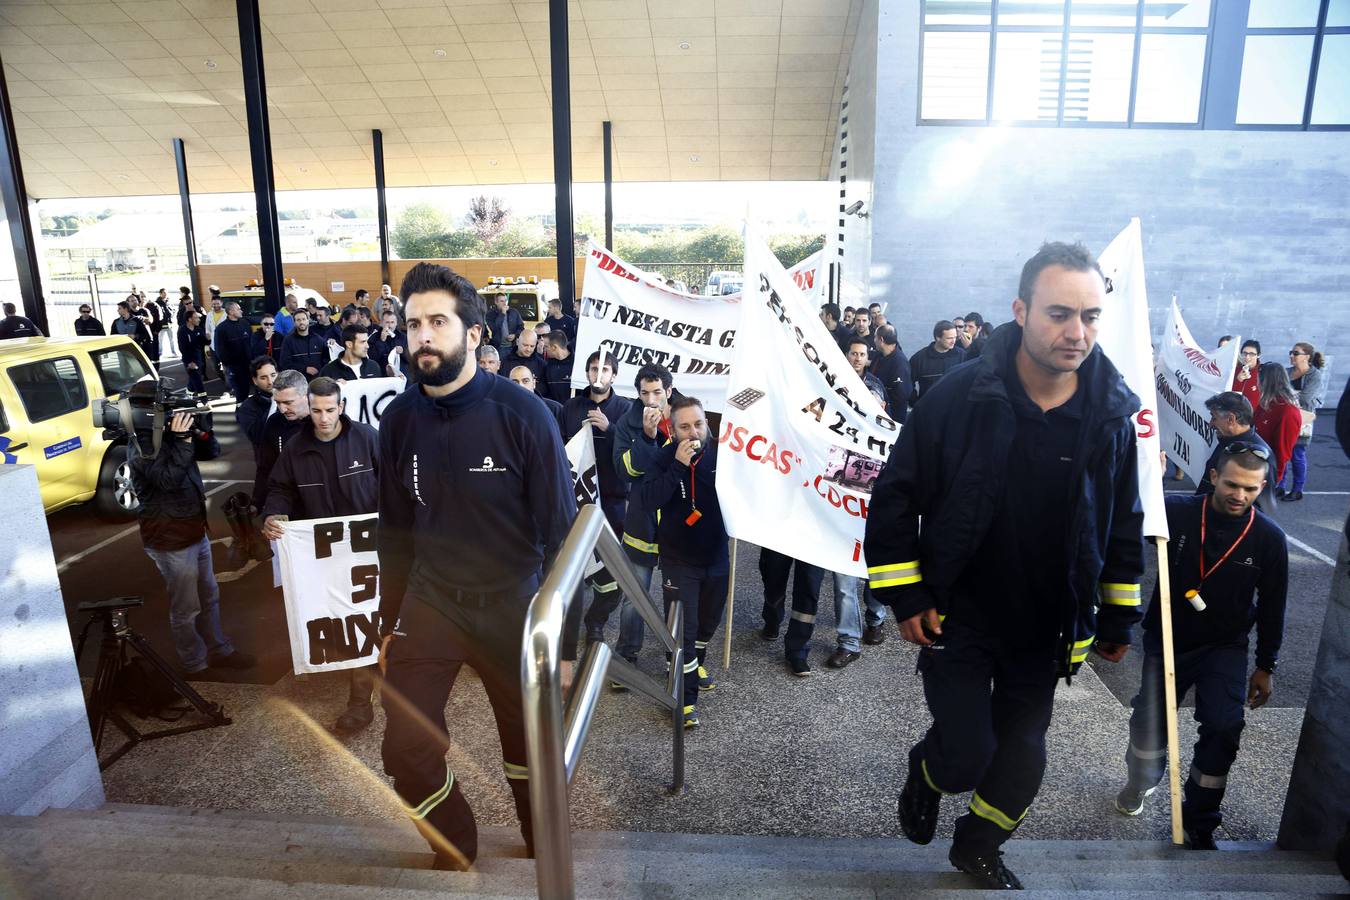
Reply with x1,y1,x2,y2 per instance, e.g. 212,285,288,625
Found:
334,665,376,734
898,747,941,845
221,493,252,570
949,844,1024,890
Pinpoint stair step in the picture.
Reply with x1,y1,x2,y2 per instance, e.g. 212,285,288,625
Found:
100,801,414,832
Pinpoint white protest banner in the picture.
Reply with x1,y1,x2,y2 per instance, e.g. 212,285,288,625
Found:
1155,299,1240,483
339,376,405,429
716,231,899,577
1096,218,1168,540
573,244,742,410
277,514,382,675
788,248,824,301
565,426,604,577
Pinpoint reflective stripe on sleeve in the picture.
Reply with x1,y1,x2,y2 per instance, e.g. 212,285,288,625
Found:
1101,582,1142,607
867,560,921,589
621,449,642,478
968,792,1028,832
622,533,659,555
1067,635,1094,665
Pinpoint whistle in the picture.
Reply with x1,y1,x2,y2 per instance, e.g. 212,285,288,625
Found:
1184,589,1206,612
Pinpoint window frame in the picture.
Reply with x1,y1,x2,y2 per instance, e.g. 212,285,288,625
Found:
9,356,90,424
89,345,152,398
917,0,1350,131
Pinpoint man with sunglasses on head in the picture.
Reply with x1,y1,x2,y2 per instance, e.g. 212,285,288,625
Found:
1114,444,1287,850
1199,392,1272,507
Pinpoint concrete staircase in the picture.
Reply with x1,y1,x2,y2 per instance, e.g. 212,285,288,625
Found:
0,804,1342,898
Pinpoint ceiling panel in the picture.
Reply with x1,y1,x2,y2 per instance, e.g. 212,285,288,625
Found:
3,0,860,198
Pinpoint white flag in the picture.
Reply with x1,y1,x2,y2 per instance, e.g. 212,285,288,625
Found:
716,230,899,576
1155,299,1240,484
1096,218,1168,540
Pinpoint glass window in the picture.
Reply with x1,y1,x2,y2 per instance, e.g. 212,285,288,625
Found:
993,32,1065,121
997,0,1066,27
1237,35,1316,124
1312,34,1350,124
1247,0,1321,29
90,347,152,397
1134,33,1207,123
0,398,9,434
1329,0,1350,27
921,31,991,120
1070,0,1139,28
1141,0,1211,29
1063,33,1135,122
924,0,991,26
11,357,89,423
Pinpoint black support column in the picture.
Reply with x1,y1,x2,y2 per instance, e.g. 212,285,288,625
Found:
235,0,284,313
548,0,575,305
0,51,48,336
602,119,613,250
173,138,200,301
373,128,390,289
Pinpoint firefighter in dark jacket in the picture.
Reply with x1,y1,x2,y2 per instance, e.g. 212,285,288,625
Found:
252,369,310,511
641,395,727,729
562,350,633,643
1115,448,1287,848
177,310,209,393
872,324,910,425
319,324,384,381
261,377,383,735
865,243,1145,890
251,315,282,361
609,363,676,673
235,356,277,458
376,263,578,871
213,301,255,402
74,304,105,336
278,309,327,379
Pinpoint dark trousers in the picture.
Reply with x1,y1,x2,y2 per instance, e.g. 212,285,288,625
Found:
380,594,534,865
184,363,206,394
226,365,252,402
582,497,628,632
1126,641,1247,834
662,558,729,708
913,621,1058,854
757,547,824,659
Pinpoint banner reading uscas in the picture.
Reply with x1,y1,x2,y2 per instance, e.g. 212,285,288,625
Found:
1155,299,1240,483
716,232,898,577
1096,218,1168,540
571,244,825,411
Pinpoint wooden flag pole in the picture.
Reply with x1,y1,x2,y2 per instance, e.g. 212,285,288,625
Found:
723,538,737,668
1153,535,1184,845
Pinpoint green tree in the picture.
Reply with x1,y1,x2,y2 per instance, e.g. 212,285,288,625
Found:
769,233,825,268
391,203,480,259
490,219,553,257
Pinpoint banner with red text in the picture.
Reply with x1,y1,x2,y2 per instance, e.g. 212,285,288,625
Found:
1096,218,1168,540
1155,299,1240,484
573,245,742,409
716,231,899,577
571,245,825,411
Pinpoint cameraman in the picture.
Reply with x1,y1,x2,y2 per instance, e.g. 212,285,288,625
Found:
128,403,255,676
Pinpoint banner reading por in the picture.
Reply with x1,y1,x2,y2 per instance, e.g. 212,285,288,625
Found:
716,231,898,577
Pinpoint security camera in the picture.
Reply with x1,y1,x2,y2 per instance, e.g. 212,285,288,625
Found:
844,200,867,217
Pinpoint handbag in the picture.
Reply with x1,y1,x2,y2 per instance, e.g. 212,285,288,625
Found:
1299,408,1316,439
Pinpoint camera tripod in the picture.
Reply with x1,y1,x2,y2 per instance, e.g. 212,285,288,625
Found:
74,596,232,770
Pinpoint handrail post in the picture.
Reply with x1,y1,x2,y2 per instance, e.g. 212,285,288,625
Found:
667,599,685,795
522,584,575,899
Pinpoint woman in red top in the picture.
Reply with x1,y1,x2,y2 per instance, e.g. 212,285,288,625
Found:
1252,362,1302,485
1232,339,1262,412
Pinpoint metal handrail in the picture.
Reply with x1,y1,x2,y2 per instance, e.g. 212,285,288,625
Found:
520,503,685,900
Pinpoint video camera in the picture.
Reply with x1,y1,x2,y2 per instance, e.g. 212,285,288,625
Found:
93,376,213,456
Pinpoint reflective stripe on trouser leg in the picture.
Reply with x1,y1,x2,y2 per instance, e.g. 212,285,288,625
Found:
1188,763,1227,790
404,765,455,820
503,761,529,781
968,792,1028,832
695,640,708,667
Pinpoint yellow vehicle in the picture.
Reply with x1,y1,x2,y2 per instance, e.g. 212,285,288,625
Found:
0,335,155,519
218,278,331,329
479,275,560,327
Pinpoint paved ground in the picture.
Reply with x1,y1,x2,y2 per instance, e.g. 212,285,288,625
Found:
50,359,1349,844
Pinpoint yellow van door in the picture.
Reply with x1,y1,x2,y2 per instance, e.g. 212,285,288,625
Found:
3,355,97,509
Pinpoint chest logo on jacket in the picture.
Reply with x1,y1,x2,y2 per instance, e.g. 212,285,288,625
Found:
469,455,508,474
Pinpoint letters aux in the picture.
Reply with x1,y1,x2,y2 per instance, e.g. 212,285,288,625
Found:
306,517,382,666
